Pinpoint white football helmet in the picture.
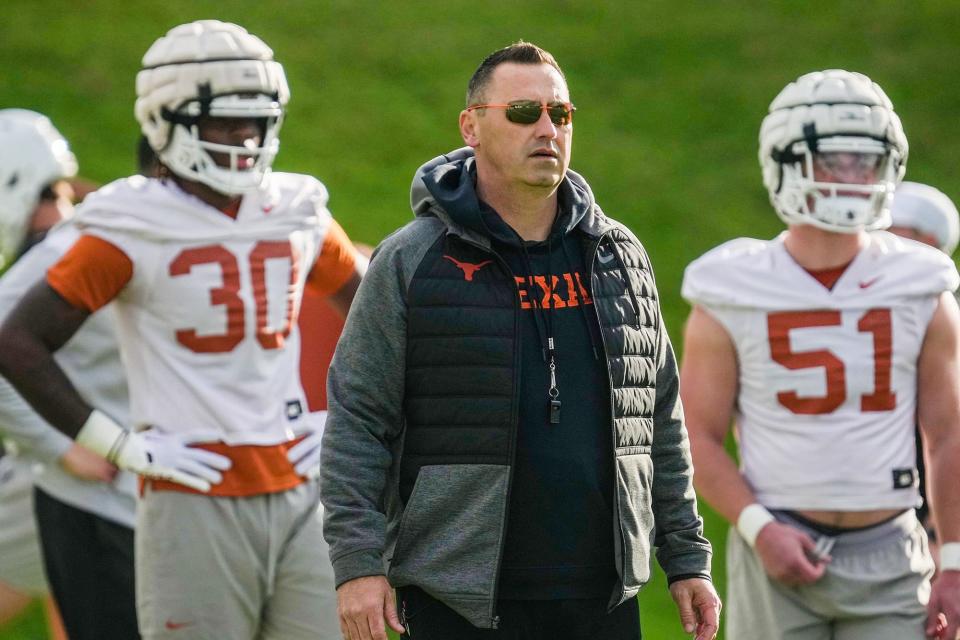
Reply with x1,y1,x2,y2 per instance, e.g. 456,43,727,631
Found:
0,109,77,269
890,181,959,255
135,20,289,196
759,70,908,233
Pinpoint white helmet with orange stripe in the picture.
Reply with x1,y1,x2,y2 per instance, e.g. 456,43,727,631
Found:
134,20,290,196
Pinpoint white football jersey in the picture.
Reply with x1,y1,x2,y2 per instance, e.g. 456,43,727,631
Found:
682,231,959,510
67,174,335,446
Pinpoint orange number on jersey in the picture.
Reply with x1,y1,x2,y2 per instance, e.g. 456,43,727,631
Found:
170,242,300,354
768,310,846,414
170,246,244,353
767,308,895,415
250,241,301,350
858,308,896,411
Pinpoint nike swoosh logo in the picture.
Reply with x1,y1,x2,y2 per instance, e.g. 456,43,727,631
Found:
165,621,194,630
858,277,881,289
597,252,615,265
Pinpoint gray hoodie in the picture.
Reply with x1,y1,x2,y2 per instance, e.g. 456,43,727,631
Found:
321,148,711,629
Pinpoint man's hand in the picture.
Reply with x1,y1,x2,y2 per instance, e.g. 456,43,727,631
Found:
755,521,829,586
927,570,960,639
336,575,404,640
669,577,721,640
59,443,117,482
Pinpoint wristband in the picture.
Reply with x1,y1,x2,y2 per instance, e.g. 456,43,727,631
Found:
737,503,775,548
941,542,960,572
75,409,126,463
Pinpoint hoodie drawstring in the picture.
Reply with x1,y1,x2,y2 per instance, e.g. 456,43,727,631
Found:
561,239,601,360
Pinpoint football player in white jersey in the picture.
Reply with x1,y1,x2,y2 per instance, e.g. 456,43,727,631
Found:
680,70,960,639
0,21,364,640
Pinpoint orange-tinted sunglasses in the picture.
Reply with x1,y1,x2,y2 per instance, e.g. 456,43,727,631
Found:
467,100,576,126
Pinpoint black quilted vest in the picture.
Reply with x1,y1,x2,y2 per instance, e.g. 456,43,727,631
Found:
399,222,659,504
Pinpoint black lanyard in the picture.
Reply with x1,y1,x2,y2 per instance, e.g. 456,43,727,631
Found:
520,237,561,425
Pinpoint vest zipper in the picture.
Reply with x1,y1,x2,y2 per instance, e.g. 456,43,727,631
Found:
454,237,519,630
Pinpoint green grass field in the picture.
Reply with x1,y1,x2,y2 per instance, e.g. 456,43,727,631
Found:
3,1,959,637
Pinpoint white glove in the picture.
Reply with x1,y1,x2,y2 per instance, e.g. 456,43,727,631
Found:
76,410,232,493
287,412,326,478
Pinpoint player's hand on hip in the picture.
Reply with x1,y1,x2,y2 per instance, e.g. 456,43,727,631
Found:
336,575,404,640
755,521,829,586
668,577,721,640
287,413,325,478
76,410,231,492
136,430,232,492
59,442,117,482
926,570,960,639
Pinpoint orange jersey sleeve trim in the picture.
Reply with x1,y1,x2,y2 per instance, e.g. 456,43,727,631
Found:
306,219,357,297
143,437,307,497
47,235,133,312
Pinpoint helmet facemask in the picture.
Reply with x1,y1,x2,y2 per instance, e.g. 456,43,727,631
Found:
774,135,902,233
161,92,284,196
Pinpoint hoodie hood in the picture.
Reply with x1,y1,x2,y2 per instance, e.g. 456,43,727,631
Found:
409,147,609,243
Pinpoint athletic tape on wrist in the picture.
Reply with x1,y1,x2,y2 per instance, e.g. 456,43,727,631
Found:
941,542,960,572
737,503,775,548
75,409,127,463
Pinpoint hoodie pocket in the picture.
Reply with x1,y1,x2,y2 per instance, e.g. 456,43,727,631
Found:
615,450,655,590
388,464,508,600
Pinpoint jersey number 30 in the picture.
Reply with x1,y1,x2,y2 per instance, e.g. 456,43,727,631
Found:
170,242,301,354
767,309,895,415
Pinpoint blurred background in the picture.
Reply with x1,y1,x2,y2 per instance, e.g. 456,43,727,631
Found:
3,1,959,637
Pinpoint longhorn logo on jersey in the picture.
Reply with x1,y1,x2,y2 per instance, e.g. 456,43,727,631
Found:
443,255,493,282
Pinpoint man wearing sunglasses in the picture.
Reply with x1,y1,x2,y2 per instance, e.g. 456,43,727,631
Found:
681,69,960,639
322,41,719,640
